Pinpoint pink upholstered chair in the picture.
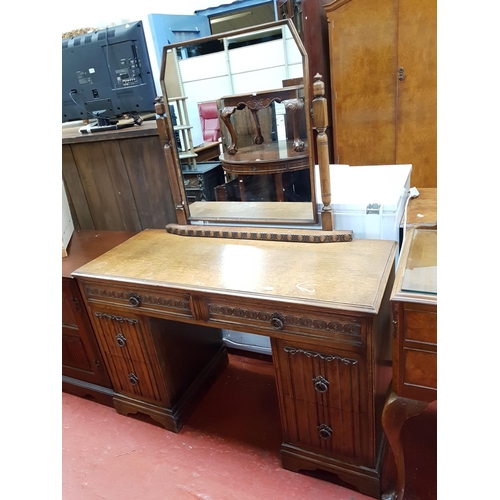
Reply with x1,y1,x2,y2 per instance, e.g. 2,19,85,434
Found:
198,101,221,143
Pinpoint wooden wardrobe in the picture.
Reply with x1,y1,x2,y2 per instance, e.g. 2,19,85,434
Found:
324,0,437,188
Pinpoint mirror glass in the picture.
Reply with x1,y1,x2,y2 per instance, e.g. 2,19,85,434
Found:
160,20,317,226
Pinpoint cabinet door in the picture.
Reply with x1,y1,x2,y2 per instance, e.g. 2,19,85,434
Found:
326,0,437,188
327,0,398,166
395,0,437,188
62,279,111,387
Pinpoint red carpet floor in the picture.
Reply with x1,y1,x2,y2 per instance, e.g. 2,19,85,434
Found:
62,352,436,499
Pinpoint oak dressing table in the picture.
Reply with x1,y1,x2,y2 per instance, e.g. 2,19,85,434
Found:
73,229,397,497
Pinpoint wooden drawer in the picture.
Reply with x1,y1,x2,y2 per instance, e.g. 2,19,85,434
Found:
403,348,437,391
80,279,193,321
281,396,373,466
273,339,369,414
93,311,149,362
404,308,437,345
102,352,164,403
205,297,366,347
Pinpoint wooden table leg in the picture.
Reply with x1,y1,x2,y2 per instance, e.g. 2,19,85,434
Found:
273,173,285,201
381,391,429,500
238,177,246,201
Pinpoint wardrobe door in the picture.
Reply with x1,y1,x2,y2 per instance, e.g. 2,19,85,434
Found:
326,0,398,166
396,0,437,188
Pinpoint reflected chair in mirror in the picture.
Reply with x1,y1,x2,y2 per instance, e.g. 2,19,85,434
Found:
217,85,310,203
198,101,221,143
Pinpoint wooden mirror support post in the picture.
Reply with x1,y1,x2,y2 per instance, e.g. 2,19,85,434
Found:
155,99,188,225
312,74,334,231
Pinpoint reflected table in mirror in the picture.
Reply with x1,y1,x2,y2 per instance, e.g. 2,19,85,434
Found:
219,86,309,202
382,226,437,500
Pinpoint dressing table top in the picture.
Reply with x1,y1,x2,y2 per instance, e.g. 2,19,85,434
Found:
73,229,397,315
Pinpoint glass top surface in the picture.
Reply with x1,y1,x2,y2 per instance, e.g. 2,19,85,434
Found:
401,228,437,295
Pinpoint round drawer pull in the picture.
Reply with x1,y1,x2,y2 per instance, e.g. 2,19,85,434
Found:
317,423,333,440
313,375,330,393
128,373,139,385
129,293,141,307
116,333,127,347
270,312,285,330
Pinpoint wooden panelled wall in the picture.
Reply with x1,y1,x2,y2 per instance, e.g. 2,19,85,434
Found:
62,129,177,232
323,0,437,188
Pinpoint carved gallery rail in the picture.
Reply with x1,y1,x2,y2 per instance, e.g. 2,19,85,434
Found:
72,229,397,498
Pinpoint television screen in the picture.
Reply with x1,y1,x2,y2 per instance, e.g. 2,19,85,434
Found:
62,21,158,124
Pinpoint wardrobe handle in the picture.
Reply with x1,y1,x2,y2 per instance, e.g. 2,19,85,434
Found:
398,67,404,81
129,373,139,385
116,333,126,347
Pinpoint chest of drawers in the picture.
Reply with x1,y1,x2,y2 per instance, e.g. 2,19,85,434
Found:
382,226,437,500
62,230,136,404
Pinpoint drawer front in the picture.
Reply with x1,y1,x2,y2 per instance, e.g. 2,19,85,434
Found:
205,298,366,347
81,280,193,321
403,348,437,390
93,312,148,362
183,175,202,190
404,308,437,345
102,352,164,403
273,340,369,414
281,397,373,466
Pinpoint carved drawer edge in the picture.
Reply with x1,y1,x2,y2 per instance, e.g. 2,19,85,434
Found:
207,302,363,344
82,284,191,314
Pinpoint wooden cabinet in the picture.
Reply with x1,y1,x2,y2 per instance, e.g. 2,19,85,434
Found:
62,230,137,405
62,122,177,231
62,278,112,404
181,162,225,203
324,0,437,188
73,229,397,497
382,226,437,500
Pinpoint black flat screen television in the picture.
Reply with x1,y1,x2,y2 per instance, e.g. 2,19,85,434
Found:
62,21,158,125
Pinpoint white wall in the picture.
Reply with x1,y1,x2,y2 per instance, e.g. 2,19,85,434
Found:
60,1,225,33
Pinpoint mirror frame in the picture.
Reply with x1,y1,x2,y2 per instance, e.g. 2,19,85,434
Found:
158,19,319,228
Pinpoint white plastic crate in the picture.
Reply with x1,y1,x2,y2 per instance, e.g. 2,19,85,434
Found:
222,330,271,355
315,164,412,245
